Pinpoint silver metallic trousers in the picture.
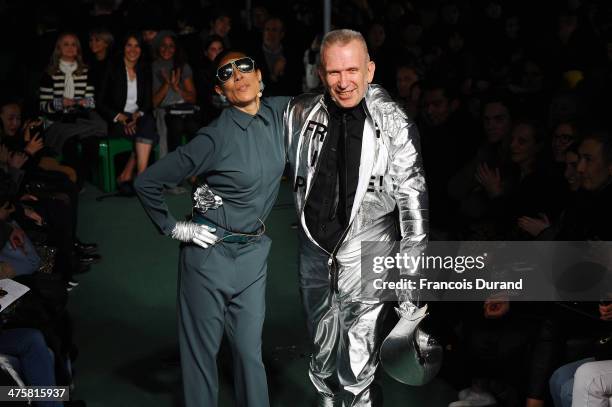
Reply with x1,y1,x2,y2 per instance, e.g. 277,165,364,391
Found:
298,231,389,407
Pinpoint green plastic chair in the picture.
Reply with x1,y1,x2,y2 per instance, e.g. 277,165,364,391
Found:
97,138,133,192
97,138,160,192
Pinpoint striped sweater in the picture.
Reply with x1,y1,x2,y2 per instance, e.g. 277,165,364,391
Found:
39,69,96,114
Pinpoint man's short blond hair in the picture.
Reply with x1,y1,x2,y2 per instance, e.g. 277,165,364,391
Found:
320,29,370,66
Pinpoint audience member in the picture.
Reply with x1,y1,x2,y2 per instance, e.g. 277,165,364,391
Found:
418,78,479,235
39,32,106,189
193,34,226,125
250,16,301,96
394,61,421,119
152,31,199,155
201,9,232,49
87,27,114,95
98,33,157,193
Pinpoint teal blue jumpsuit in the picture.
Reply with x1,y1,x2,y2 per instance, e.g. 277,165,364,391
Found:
134,96,290,407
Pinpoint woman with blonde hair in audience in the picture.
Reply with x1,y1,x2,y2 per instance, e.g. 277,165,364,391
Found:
39,32,107,190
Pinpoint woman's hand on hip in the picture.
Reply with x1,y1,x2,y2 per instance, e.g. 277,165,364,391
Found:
171,221,219,249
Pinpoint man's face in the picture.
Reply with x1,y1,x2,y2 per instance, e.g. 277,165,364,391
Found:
423,89,451,127
367,24,385,49
263,19,284,49
142,30,158,44
319,40,375,109
213,16,231,38
252,6,269,30
510,123,538,165
564,151,581,191
578,139,612,191
396,67,418,98
0,104,21,136
483,102,510,143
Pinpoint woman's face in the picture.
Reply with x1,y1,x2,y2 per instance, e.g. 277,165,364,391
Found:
159,36,176,61
552,123,576,162
0,104,21,136
59,34,79,61
510,123,539,165
89,35,108,55
564,151,581,191
124,37,142,64
206,40,223,62
215,52,261,109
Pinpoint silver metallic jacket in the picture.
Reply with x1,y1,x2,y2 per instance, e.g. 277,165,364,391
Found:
285,84,429,302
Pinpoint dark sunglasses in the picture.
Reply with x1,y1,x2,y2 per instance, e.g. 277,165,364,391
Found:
216,57,256,83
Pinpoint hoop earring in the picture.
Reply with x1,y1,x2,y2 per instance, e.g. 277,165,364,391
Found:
258,80,265,97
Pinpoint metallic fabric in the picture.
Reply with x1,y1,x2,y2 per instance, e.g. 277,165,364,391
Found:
286,85,430,405
193,183,223,214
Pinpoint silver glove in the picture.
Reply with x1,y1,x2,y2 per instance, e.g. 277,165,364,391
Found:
171,221,218,249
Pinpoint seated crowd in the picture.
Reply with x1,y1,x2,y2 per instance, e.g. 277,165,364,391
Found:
1,0,612,405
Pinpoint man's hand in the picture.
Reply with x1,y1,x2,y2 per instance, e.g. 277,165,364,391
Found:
9,227,26,253
116,113,130,125
517,213,550,237
19,194,38,202
24,134,44,156
8,151,28,169
24,207,44,226
63,98,76,108
475,163,503,198
271,57,286,81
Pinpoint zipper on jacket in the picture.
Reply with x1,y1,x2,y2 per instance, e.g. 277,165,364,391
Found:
300,99,360,294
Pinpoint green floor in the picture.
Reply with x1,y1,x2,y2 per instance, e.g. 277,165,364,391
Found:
70,181,456,406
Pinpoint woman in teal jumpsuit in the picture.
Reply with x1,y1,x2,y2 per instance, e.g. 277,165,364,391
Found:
134,51,290,407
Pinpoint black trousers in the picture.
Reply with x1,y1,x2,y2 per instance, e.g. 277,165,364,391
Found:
62,136,100,188
165,113,202,153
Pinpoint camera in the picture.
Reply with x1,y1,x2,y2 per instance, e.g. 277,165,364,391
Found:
28,119,45,137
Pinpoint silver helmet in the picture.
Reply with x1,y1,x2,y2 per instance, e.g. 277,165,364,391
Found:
380,304,443,386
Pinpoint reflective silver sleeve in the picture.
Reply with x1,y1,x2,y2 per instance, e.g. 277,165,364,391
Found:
389,116,429,306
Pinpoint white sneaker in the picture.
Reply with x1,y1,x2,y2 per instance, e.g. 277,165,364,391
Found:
448,387,496,407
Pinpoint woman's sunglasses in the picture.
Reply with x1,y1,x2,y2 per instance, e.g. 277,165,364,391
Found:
216,57,256,83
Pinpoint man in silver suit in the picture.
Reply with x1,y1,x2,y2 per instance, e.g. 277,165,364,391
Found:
284,29,429,406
